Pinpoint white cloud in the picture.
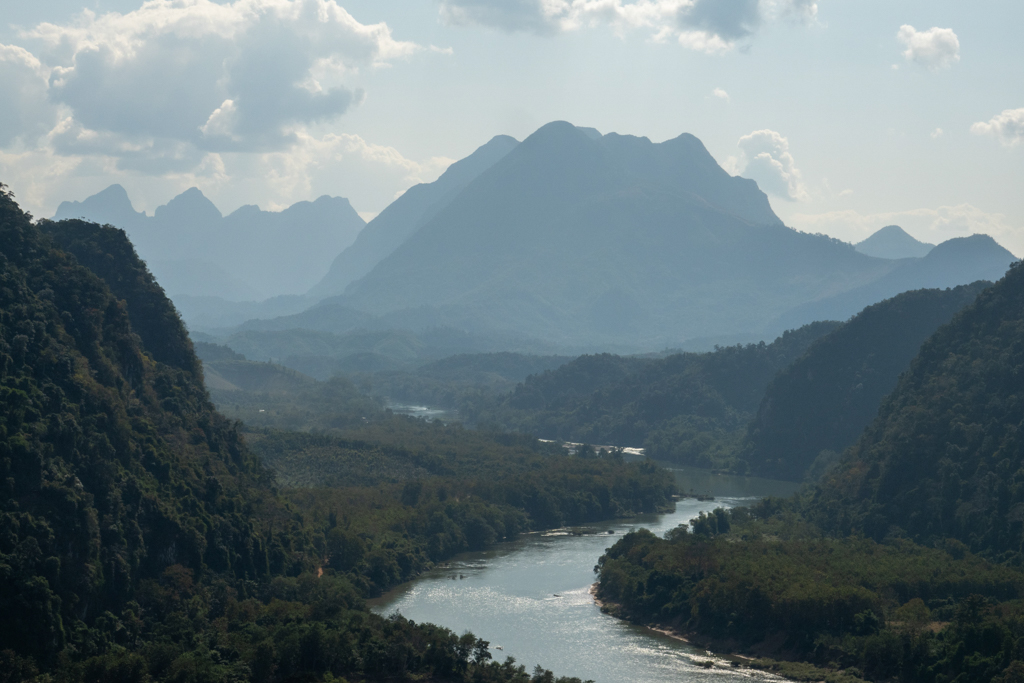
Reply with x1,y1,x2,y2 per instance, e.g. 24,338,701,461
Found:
0,1,457,218
931,127,943,139
201,131,455,214
0,44,58,147
201,100,242,141
13,0,417,163
682,0,760,41
711,87,729,100
0,126,455,221
437,0,817,53
971,108,1024,147
767,0,817,22
897,25,960,70
783,204,1021,256
736,129,807,201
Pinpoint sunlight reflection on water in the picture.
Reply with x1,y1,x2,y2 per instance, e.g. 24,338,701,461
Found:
372,472,798,683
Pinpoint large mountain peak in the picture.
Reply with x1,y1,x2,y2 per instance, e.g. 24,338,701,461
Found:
90,182,133,206
155,186,223,225
520,120,594,145
331,122,868,347
855,225,933,259
53,183,146,228
927,232,1015,261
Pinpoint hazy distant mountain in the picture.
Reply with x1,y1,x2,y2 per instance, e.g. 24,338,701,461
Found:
170,293,318,331
54,185,366,301
855,225,934,259
774,234,1016,329
309,134,520,298
147,258,261,301
328,121,898,348
52,183,149,230
218,326,562,379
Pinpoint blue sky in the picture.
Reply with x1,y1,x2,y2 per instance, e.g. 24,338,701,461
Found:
1,0,1022,253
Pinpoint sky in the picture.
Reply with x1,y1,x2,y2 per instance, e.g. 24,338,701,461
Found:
1,0,1022,253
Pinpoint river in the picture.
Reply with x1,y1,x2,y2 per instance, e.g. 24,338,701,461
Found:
372,466,800,682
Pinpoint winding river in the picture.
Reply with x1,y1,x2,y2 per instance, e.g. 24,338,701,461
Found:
372,466,799,682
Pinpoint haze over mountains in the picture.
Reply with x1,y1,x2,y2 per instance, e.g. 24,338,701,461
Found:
54,183,365,302
854,224,934,259
283,122,1016,352
55,121,1017,357
310,134,520,298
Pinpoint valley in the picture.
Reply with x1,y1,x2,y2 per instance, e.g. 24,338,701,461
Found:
3,117,1023,683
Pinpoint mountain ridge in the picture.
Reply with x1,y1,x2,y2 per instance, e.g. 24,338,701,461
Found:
745,281,992,481
54,185,366,301
855,224,934,259
329,121,894,347
773,233,1016,330
308,133,520,298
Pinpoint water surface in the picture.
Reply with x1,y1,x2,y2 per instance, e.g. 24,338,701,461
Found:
386,402,458,421
373,470,798,682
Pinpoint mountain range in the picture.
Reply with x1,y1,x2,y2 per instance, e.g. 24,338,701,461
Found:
274,122,1016,352
54,122,1018,356
54,184,365,301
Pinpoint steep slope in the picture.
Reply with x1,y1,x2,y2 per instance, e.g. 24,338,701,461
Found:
308,134,520,298
1,187,303,664
855,224,934,259
745,282,990,481
203,359,317,394
775,234,1016,328
337,122,896,348
55,186,366,300
809,260,1024,559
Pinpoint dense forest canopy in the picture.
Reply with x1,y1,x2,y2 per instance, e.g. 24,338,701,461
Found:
809,259,1024,560
743,282,991,481
463,321,840,469
596,508,1024,683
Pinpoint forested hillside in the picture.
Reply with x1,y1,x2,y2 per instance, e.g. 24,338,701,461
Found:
744,282,990,481
594,261,1024,682
470,321,840,468
2,187,308,670
809,260,1024,558
1,186,669,682
596,508,1024,682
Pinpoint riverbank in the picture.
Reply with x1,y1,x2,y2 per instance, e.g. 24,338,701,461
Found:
589,583,871,683
374,493,793,683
